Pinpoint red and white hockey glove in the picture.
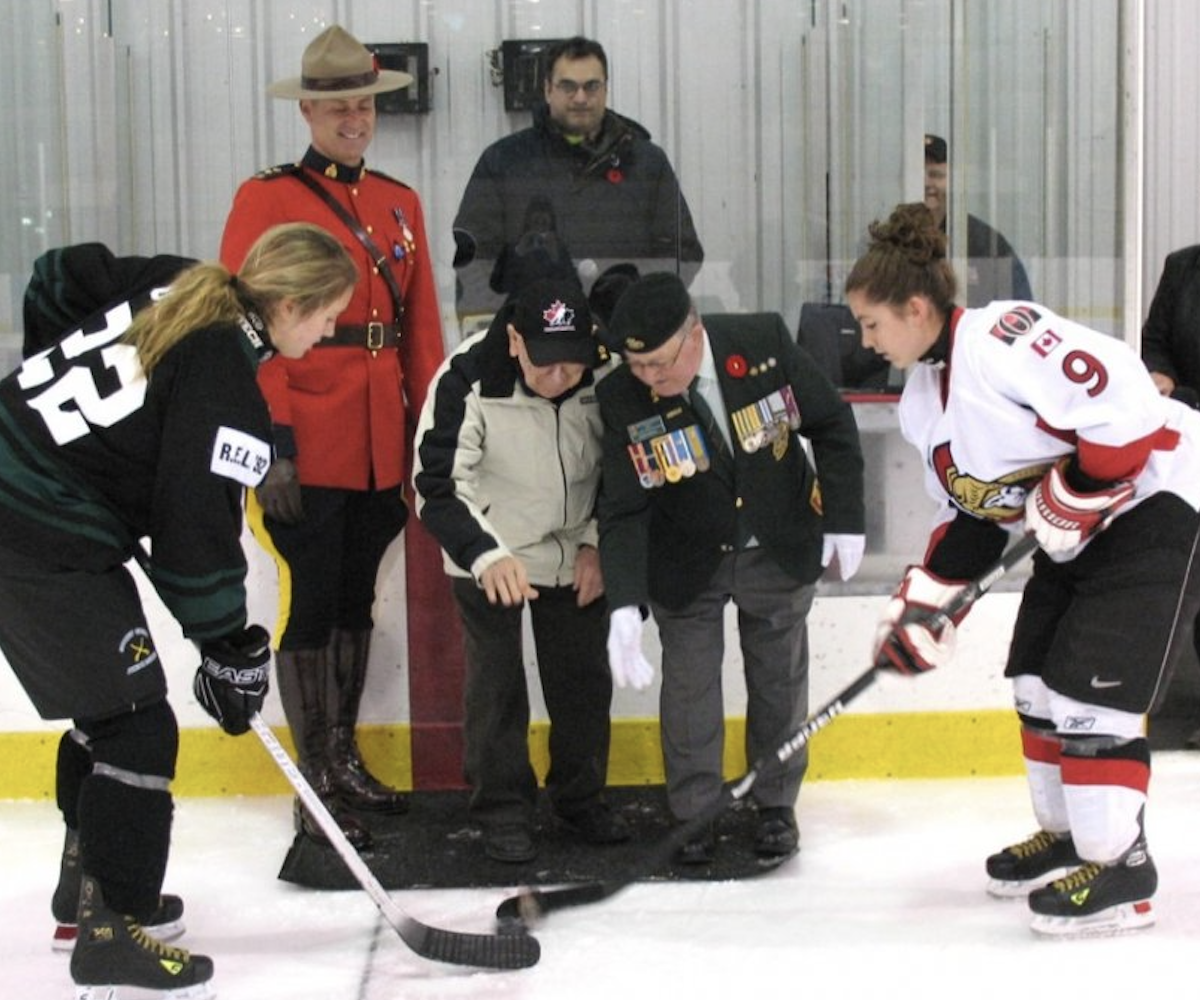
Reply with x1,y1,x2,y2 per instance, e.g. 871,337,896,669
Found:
1024,457,1135,555
873,566,967,675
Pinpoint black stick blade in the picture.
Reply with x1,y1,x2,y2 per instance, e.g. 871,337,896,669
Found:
403,919,541,969
496,883,611,923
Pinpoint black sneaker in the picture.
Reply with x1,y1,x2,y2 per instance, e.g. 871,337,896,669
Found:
1027,838,1157,937
484,823,538,863
52,830,186,953
985,830,1080,898
559,803,632,844
70,875,214,999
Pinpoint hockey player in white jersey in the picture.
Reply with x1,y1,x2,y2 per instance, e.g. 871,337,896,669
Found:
845,202,1200,937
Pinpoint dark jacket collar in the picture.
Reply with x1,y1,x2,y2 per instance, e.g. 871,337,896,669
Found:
920,308,961,368
531,103,651,178
234,307,275,365
301,146,364,184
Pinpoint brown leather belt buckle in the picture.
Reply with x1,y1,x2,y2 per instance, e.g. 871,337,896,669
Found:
367,322,386,351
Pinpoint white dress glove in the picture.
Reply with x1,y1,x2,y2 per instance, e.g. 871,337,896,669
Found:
821,533,866,581
607,606,655,690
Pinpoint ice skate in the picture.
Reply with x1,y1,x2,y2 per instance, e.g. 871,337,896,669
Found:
1027,837,1157,937
985,830,1080,898
69,875,213,1000
53,830,186,952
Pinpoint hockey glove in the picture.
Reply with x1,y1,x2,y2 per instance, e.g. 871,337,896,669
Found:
607,605,655,690
255,457,303,524
1024,457,1135,555
873,566,967,675
193,625,271,735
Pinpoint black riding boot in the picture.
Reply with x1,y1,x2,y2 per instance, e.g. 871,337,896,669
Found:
326,627,409,814
274,647,372,849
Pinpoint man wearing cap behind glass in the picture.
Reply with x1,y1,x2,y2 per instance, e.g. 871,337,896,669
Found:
923,133,1032,306
596,273,865,864
412,279,629,863
220,25,446,850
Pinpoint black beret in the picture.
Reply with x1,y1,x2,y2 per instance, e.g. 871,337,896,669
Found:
924,133,948,164
608,271,693,354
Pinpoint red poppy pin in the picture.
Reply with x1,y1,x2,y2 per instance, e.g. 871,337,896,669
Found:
725,354,748,378
606,167,624,184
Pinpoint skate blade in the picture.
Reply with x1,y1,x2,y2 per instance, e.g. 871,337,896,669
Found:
985,867,1076,900
74,984,213,1000
1029,899,1155,938
56,919,185,954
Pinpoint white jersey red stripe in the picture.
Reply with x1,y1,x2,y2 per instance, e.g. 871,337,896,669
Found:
899,301,1200,548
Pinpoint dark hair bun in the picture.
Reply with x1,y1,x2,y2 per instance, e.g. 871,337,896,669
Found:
867,203,947,266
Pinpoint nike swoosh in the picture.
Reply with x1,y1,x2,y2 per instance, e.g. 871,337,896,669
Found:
1090,676,1122,689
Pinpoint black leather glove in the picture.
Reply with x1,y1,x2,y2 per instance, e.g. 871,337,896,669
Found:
193,625,271,735
255,457,303,524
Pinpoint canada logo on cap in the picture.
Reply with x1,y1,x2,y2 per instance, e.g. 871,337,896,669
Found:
542,300,577,333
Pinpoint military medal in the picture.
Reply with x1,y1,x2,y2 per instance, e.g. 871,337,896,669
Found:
654,435,683,483
732,399,770,452
669,429,697,477
393,208,417,259
627,442,656,488
685,425,711,472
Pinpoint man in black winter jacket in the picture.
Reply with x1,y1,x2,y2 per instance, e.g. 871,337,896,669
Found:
451,36,704,322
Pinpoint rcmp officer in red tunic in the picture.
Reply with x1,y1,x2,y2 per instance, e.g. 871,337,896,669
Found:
220,25,446,848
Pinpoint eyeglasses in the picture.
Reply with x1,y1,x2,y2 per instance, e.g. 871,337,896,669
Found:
551,78,607,97
626,326,691,375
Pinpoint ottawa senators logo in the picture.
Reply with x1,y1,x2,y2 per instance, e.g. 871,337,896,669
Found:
930,443,1048,522
988,305,1042,345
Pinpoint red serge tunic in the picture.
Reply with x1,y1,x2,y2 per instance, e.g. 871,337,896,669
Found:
220,148,445,490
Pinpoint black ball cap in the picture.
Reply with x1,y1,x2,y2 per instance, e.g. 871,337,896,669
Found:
924,133,948,164
510,278,596,366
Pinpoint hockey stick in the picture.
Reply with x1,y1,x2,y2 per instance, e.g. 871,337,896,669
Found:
496,532,1039,925
129,543,539,969
249,714,540,969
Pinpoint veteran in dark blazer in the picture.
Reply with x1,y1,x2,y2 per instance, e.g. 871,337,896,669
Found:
596,272,865,864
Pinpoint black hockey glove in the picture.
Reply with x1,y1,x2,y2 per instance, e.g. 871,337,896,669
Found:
255,457,303,524
193,625,271,735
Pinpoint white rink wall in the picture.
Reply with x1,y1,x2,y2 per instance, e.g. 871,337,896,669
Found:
0,531,1023,735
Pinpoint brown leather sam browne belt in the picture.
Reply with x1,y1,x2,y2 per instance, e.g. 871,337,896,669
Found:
318,322,401,350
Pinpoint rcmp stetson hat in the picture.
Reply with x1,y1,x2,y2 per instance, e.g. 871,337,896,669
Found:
511,278,597,367
268,25,412,100
608,271,693,354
